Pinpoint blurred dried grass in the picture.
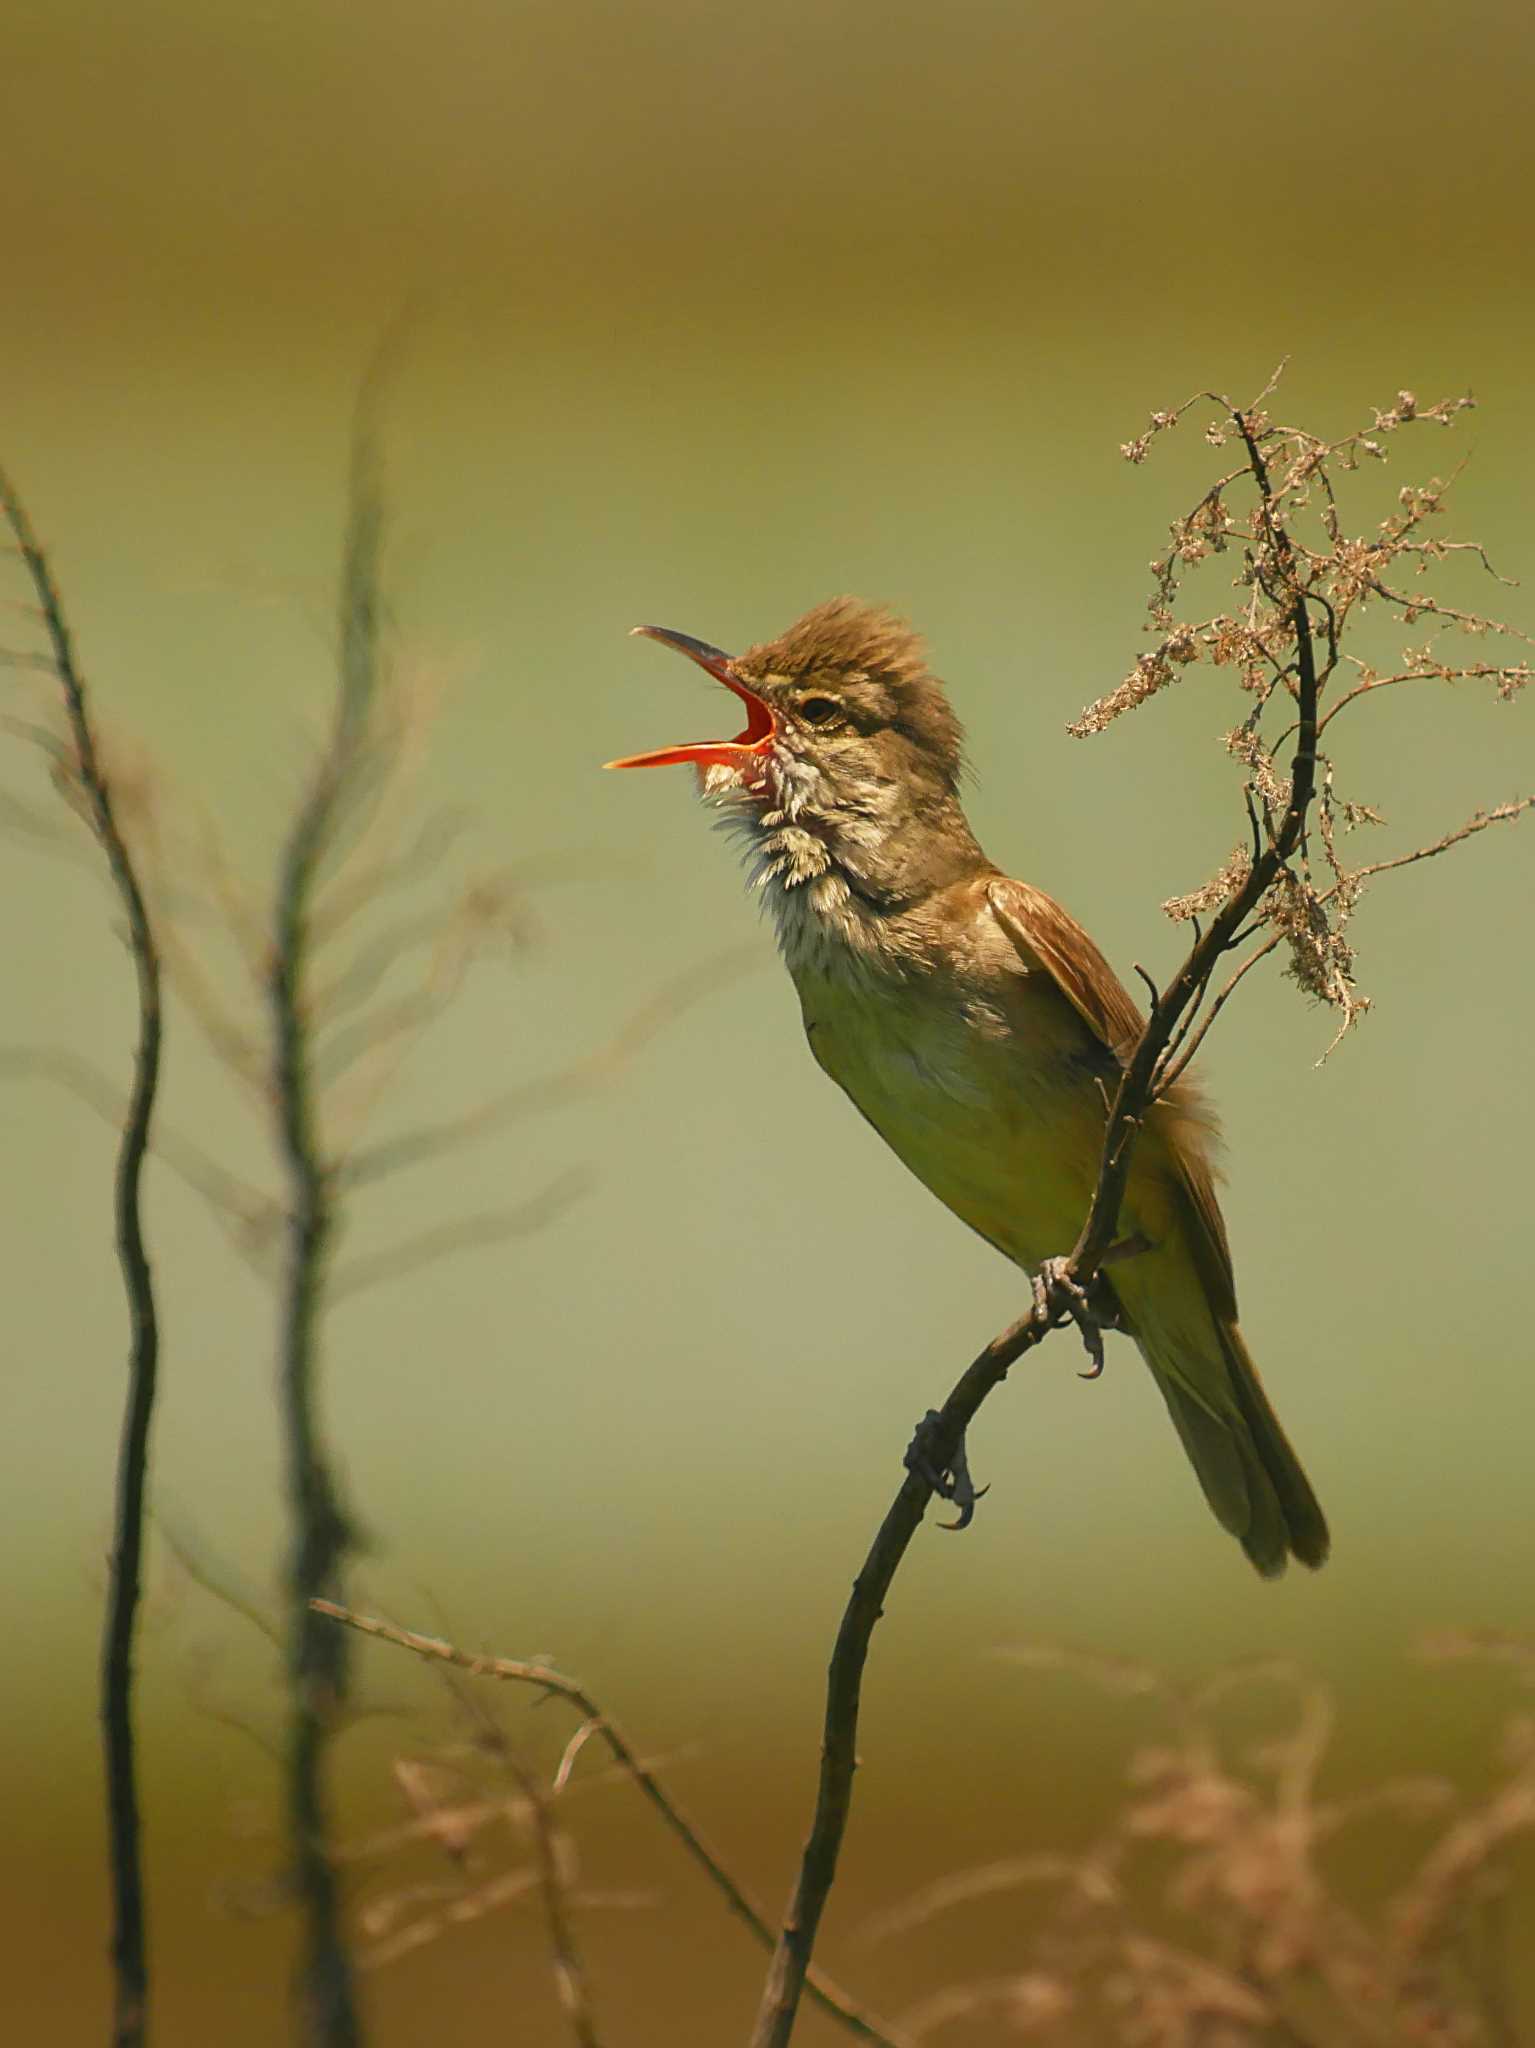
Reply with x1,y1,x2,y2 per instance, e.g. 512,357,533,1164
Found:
867,1636,1535,2045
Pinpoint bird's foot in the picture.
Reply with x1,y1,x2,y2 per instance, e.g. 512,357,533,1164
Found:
1033,1257,1109,1380
904,1409,990,1531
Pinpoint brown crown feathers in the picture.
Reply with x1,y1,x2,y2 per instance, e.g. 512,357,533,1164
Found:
734,597,967,793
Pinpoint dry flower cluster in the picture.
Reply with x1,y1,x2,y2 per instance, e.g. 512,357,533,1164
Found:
1079,371,1534,1061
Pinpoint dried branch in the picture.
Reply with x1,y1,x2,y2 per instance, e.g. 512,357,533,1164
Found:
0,642,61,672
0,465,164,2048
1159,790,1533,1089
310,1601,907,2047
501,1751,605,2048
156,1514,284,1650
0,780,102,858
1351,796,1534,883
327,1170,591,1302
340,946,758,1190
1318,655,1533,735
0,1046,281,1270
151,916,269,1095
361,1873,543,1971
310,805,475,939
1153,934,1282,1091
879,1643,1534,2046
311,899,478,1024
393,1657,608,2039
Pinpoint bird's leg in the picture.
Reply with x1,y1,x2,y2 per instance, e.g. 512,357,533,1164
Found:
1033,1257,1112,1380
906,1247,1130,1530
904,1409,990,1531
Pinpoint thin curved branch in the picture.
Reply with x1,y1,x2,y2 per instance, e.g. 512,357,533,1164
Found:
0,1045,280,1268
327,1171,591,1302
1364,574,1535,646
502,1751,604,2048
310,805,475,940
1350,797,1534,882
1155,932,1283,1094
1158,792,1535,1092
310,1602,908,2048
339,946,758,1190
0,466,164,2048
0,642,59,672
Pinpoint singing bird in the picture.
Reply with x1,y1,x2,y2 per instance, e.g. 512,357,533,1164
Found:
608,598,1328,1576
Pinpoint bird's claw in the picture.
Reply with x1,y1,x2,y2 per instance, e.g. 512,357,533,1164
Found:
904,1409,990,1531
903,1257,1113,1532
1033,1257,1108,1380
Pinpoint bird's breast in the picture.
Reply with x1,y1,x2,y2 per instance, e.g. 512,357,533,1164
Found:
795,956,1109,1271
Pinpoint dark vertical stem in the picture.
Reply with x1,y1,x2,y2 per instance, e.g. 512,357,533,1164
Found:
1,467,164,2048
267,418,383,2046
269,948,359,2045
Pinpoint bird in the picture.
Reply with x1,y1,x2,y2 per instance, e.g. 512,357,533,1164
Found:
607,597,1328,1576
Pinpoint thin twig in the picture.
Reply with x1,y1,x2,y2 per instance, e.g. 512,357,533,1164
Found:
1351,797,1534,883
310,1602,907,2047
502,1753,605,2048
747,392,1326,2048
156,1514,284,1649
327,1171,591,1301
339,947,758,1189
1157,793,1534,1091
0,466,164,2048
1317,659,1532,736
0,1046,279,1269
1155,934,1283,1093
0,642,58,672
374,1618,606,2034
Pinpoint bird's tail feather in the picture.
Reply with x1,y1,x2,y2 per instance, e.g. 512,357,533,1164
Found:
1139,1319,1329,1577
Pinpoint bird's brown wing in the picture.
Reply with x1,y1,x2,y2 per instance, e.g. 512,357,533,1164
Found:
985,876,1237,1316
986,879,1327,1573
985,877,1143,1060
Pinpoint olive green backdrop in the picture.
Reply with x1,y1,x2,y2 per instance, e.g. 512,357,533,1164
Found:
3,0,1532,2039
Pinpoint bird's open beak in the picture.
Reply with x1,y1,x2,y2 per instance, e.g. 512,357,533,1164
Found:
605,625,777,773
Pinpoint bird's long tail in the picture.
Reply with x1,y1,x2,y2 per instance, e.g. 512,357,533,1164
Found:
1136,1316,1330,1577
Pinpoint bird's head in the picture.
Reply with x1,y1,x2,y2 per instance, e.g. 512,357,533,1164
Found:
608,598,978,910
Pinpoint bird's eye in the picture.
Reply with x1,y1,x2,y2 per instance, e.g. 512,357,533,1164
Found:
797,695,843,727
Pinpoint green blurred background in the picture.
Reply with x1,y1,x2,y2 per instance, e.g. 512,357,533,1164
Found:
3,0,1533,2039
